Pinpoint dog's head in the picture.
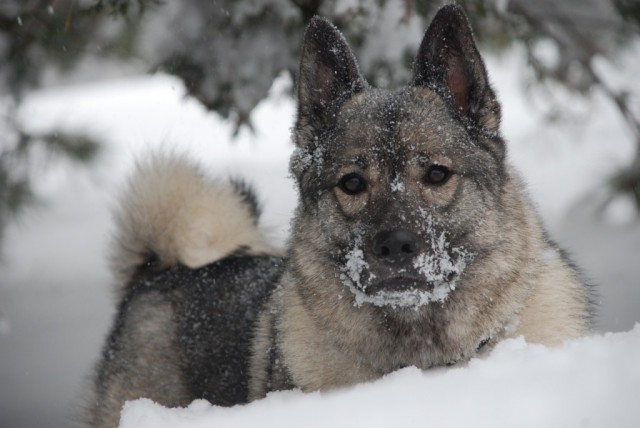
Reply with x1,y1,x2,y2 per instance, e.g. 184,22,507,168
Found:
290,6,515,310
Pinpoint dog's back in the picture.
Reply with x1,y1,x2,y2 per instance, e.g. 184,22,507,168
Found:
83,154,281,428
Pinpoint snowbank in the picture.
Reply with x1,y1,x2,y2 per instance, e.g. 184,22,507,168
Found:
120,325,640,428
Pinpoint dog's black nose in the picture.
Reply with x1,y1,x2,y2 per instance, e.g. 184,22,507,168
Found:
372,229,420,265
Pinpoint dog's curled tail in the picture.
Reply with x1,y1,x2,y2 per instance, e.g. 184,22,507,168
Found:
110,152,275,298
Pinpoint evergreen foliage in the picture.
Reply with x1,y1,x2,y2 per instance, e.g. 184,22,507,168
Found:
1,0,638,246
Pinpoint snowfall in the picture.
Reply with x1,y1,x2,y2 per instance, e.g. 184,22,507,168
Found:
1,45,640,428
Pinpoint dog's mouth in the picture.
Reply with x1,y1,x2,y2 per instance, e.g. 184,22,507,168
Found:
365,276,432,294
345,274,458,309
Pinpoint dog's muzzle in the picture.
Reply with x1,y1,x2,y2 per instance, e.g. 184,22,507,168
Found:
341,226,471,307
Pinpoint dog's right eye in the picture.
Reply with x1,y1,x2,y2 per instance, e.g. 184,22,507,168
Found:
339,173,367,195
424,165,451,185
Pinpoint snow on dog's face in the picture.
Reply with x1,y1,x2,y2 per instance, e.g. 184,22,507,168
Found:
290,11,505,311
338,211,474,310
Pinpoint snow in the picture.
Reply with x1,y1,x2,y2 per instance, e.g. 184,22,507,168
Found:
120,326,640,428
341,244,369,291
390,176,405,193
342,229,472,309
411,211,472,292
339,208,473,309
1,45,639,428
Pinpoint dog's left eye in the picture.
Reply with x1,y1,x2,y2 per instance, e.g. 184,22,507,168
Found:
339,173,367,195
424,165,451,185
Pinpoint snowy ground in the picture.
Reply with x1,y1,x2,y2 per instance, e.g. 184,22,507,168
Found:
1,47,639,428
121,327,640,428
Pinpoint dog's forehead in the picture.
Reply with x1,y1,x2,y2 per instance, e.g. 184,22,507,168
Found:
335,88,471,161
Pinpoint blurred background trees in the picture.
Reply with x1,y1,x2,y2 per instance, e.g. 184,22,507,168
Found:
1,0,639,246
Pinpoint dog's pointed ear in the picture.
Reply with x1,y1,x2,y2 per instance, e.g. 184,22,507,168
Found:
295,16,365,147
412,5,500,132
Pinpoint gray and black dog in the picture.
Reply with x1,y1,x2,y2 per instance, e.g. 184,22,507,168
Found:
84,5,593,427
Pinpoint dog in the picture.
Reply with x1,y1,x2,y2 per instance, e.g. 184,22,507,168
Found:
84,5,593,427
